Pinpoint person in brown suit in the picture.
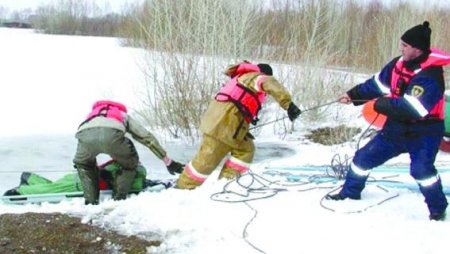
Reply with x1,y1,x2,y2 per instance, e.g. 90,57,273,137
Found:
176,61,301,189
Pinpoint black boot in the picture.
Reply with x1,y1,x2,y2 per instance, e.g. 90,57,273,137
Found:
326,193,348,200
429,211,446,221
326,192,360,201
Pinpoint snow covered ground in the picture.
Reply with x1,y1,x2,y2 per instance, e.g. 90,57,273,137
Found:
1,28,450,254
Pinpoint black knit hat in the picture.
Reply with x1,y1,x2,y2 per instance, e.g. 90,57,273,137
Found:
400,21,431,51
257,63,273,76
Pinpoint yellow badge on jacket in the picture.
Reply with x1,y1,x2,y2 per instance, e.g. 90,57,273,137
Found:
411,85,424,97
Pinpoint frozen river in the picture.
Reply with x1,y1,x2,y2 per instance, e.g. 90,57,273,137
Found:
0,134,295,193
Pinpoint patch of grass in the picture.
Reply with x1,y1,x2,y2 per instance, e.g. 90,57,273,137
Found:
0,213,160,254
306,125,361,145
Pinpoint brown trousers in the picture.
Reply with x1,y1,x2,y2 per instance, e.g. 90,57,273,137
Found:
176,134,255,189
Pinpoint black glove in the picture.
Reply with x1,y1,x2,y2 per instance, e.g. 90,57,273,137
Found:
166,160,185,175
346,87,365,106
287,102,301,121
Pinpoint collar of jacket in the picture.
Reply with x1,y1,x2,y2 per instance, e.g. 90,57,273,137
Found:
403,49,431,70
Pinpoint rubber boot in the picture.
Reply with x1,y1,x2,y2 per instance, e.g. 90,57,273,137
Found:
113,169,136,201
218,165,240,180
419,178,448,217
340,167,368,200
175,171,203,190
76,166,100,205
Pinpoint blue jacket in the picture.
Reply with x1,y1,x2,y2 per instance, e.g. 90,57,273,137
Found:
347,51,446,139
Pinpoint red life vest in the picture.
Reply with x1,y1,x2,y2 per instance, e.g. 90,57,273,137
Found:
391,48,450,120
84,100,128,124
215,63,267,124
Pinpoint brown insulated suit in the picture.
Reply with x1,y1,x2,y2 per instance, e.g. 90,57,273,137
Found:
176,63,293,189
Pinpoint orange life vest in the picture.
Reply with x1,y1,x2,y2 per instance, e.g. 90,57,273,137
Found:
81,100,127,126
391,48,450,120
215,63,267,124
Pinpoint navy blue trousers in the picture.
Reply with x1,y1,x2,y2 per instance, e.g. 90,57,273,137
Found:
341,132,448,214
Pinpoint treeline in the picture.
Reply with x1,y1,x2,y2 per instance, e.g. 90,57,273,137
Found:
30,0,126,37
119,0,450,138
126,0,450,70
33,12,122,37
4,0,448,70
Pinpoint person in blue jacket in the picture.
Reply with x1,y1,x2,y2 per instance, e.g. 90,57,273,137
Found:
327,21,450,221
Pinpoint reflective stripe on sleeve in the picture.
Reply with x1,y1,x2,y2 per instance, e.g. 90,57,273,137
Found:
254,75,266,92
373,72,390,94
404,94,429,117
